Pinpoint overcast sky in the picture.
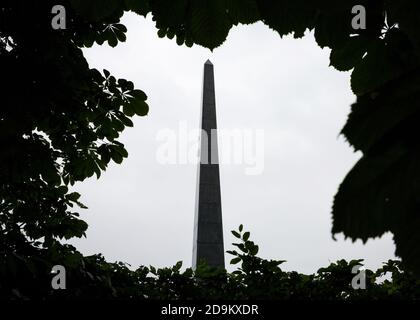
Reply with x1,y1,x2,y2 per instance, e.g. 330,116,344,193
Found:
70,12,396,274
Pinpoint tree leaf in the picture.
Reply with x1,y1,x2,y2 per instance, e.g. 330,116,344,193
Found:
131,99,149,116
230,257,241,265
226,0,260,25
231,230,241,238
124,0,150,16
70,0,121,21
330,36,370,71
350,39,405,95
189,0,231,50
257,0,316,39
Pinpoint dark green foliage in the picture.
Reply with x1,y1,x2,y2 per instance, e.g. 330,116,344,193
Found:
2,0,420,298
1,227,419,299
0,0,149,257
331,4,420,275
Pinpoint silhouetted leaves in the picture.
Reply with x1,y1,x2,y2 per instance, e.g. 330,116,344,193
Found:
231,230,241,239
230,257,241,265
350,39,405,95
3,0,420,281
329,35,370,71
226,0,260,25
124,0,150,16
2,226,419,299
257,0,316,38
189,0,231,50
314,1,355,49
385,0,420,47
0,0,149,256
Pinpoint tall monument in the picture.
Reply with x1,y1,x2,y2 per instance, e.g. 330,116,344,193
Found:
192,60,225,269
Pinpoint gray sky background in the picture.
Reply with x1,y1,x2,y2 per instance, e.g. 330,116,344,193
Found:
70,12,396,274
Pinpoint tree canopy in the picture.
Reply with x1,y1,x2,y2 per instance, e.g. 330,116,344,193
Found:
2,225,420,299
1,0,420,298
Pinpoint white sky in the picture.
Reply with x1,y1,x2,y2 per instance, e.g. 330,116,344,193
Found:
70,12,396,274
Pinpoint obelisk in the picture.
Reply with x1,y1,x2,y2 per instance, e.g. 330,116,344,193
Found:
192,60,225,269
